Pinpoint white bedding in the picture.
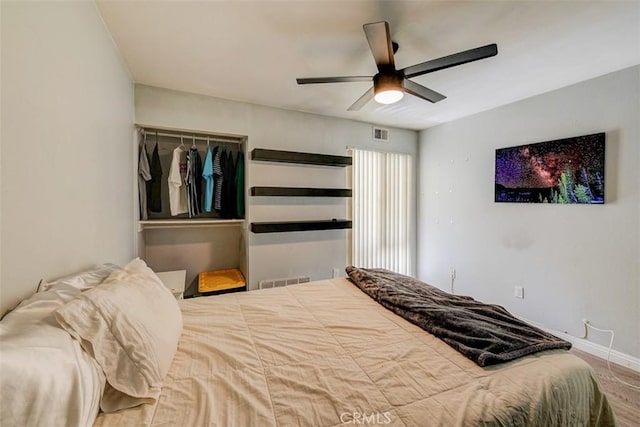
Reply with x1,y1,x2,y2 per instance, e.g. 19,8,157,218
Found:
0,285,105,427
94,278,615,426
56,258,183,413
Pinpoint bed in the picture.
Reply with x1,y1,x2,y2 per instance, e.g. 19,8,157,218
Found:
1,260,615,427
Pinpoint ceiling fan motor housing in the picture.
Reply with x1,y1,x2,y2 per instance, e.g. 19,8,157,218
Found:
373,71,404,94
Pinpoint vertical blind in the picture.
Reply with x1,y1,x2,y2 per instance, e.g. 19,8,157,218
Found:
352,148,412,275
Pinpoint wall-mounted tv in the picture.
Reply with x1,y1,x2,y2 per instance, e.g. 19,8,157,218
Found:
495,132,605,204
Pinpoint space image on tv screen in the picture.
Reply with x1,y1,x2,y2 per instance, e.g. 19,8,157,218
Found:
495,133,605,204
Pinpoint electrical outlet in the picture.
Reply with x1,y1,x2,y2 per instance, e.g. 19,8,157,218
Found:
514,286,524,299
332,268,341,278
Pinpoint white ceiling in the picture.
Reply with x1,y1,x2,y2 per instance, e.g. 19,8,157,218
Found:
96,1,640,131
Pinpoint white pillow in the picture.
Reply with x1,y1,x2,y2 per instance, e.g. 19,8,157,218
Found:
37,263,121,292
0,287,105,427
55,258,183,412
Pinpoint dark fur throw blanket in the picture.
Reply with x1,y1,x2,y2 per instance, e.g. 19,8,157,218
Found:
346,267,571,367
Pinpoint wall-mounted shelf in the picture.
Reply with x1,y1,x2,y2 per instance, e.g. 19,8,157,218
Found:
251,220,352,234
139,219,244,231
251,187,352,197
251,149,352,167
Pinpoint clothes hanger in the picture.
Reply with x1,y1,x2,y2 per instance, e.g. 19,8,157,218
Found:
192,135,196,149
207,136,210,148
180,136,185,149
154,132,158,148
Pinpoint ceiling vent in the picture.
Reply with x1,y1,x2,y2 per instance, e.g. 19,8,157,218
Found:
372,126,389,142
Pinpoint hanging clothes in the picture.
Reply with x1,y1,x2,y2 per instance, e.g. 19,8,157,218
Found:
137,140,151,220
194,148,203,212
202,146,214,212
147,141,163,213
168,146,188,216
214,148,225,212
221,150,236,219
235,151,245,219
186,146,202,218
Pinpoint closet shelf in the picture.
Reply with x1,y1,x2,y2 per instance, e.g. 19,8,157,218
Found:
251,187,352,197
136,124,245,144
251,220,352,234
139,219,244,230
251,149,352,167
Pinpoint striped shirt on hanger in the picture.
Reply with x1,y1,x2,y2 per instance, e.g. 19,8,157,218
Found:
186,146,202,218
213,148,224,212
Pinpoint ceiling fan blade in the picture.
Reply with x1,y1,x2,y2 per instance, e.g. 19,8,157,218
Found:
363,21,395,71
404,79,446,103
347,87,374,111
402,44,498,78
296,76,372,84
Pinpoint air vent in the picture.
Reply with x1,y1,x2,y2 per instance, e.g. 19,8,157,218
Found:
372,126,389,142
259,276,311,290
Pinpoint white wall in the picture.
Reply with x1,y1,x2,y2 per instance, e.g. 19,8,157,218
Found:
0,2,134,315
135,85,418,290
417,66,639,358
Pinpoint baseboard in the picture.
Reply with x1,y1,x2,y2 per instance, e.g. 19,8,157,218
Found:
520,317,640,373
549,328,640,373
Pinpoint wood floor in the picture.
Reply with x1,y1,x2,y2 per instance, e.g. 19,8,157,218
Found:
570,349,640,427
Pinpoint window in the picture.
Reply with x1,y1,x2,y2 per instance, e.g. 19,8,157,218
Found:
351,148,412,275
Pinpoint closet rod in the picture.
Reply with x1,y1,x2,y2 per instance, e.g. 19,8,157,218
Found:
140,128,242,145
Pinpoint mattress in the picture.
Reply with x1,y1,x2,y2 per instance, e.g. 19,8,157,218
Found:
94,278,615,426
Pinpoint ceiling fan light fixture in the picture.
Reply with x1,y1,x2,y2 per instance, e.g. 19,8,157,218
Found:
374,89,403,104
373,72,404,105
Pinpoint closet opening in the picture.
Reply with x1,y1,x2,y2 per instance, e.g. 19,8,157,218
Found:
135,125,248,297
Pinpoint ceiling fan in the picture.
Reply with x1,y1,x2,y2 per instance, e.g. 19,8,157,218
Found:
296,21,498,110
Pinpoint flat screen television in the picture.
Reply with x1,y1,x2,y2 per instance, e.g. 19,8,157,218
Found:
495,132,605,204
